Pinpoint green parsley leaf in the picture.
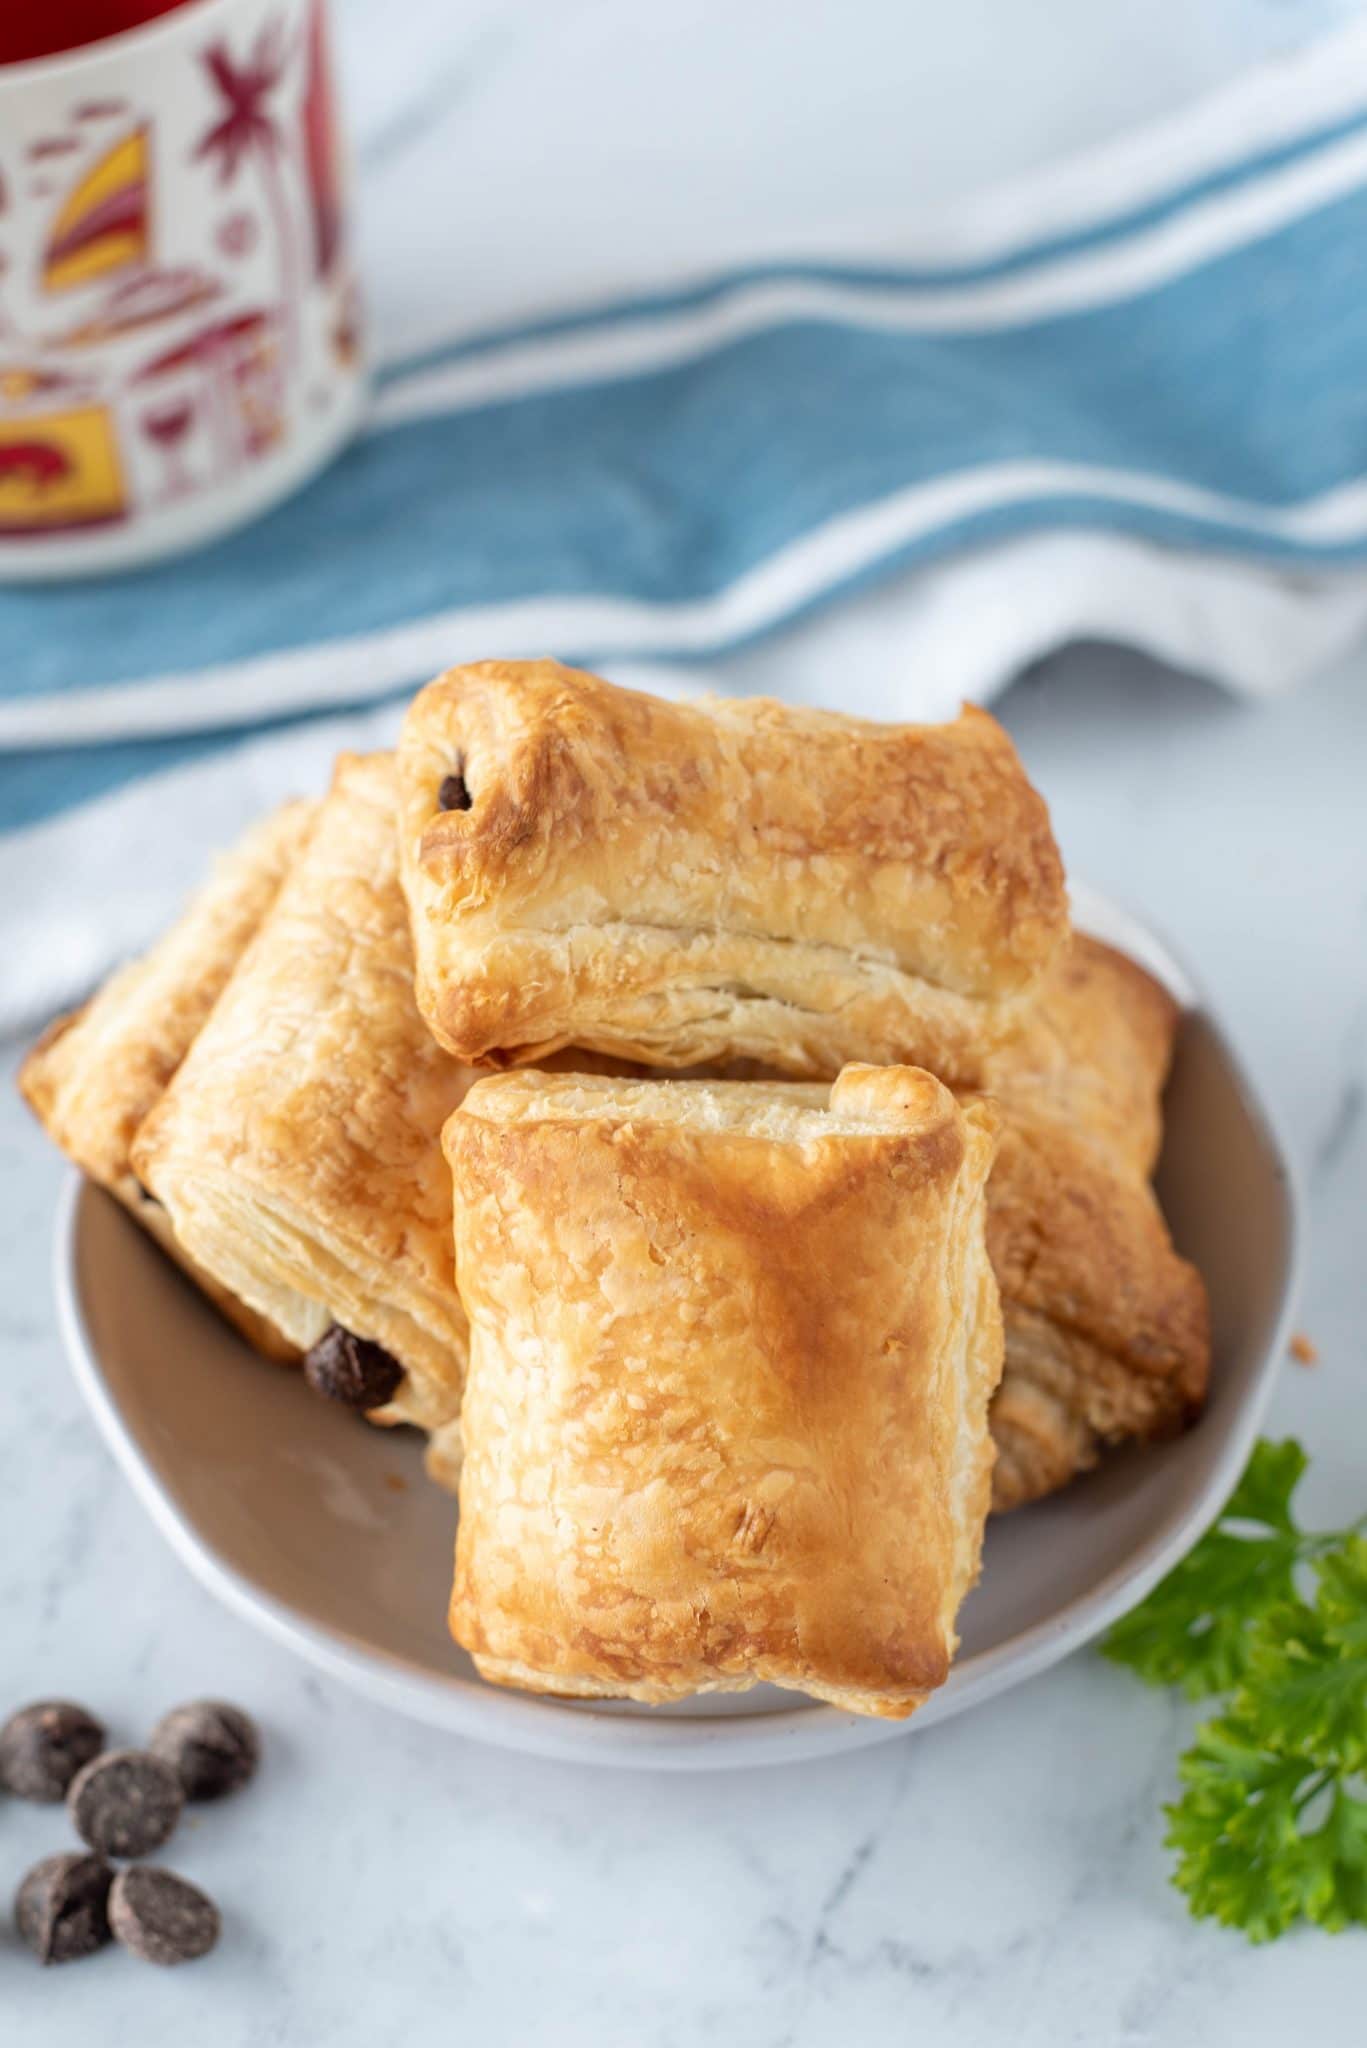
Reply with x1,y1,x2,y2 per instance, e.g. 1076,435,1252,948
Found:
1317,1535,1367,1661
1241,1593,1367,1775
1104,1437,1367,1940
1101,1439,1308,1698
1166,1709,1367,1943
1311,1786,1367,1931
1221,1437,1308,1533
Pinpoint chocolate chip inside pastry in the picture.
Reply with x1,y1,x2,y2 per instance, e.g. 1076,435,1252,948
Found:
303,1325,405,1410
437,766,472,812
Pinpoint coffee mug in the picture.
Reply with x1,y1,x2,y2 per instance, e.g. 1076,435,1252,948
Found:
0,0,365,579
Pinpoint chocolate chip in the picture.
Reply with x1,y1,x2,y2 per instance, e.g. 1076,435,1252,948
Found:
67,1749,183,1859
15,1853,113,1965
0,1700,105,1802
438,767,472,812
109,1866,220,1967
303,1325,404,1410
150,1701,258,1802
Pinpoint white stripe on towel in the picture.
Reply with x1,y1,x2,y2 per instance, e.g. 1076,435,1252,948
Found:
11,460,1367,750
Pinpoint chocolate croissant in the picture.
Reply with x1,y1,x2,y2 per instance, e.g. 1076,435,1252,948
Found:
447,1065,1002,1718
396,660,1069,1082
131,753,476,1448
19,799,316,1361
977,936,1209,1509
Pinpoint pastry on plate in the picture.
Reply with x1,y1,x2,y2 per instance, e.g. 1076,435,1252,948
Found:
445,1065,1002,1719
396,659,1068,1081
19,799,315,1361
132,753,477,1445
979,936,1210,1510
980,931,1180,1179
556,932,1206,1514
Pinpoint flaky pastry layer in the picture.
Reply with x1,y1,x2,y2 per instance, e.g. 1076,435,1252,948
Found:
19,800,316,1362
397,660,1068,1080
980,932,1181,1181
446,1065,1003,1718
974,935,1208,1509
421,936,1209,1515
132,753,478,1441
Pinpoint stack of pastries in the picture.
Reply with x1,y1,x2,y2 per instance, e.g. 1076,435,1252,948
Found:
21,661,1209,1721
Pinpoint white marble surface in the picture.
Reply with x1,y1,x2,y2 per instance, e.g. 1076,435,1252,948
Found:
5,1,1367,2037
3,644,1366,2042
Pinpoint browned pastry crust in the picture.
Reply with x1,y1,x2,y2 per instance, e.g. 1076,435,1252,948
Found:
980,932,1181,1180
396,660,1068,1080
18,801,316,1361
433,934,1209,1516
629,935,1209,1513
976,936,1210,1510
132,753,478,1443
446,1065,1003,1719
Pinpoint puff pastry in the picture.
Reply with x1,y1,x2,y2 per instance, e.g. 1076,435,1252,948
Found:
397,659,1068,1080
977,936,1209,1510
19,800,315,1360
446,1065,1003,1718
980,932,1180,1180
132,752,477,1442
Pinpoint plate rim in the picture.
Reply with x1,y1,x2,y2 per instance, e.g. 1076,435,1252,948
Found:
53,889,1303,1770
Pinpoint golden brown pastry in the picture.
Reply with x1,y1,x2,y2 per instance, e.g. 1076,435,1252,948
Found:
977,936,1209,1510
19,800,315,1360
446,1065,1002,1719
396,659,1068,1080
980,932,1181,1179
132,753,477,1445
631,936,1209,1512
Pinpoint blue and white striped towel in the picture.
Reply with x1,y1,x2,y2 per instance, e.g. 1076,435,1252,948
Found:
7,21,1367,1031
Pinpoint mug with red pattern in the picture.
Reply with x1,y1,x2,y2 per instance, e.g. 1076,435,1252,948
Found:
0,0,364,579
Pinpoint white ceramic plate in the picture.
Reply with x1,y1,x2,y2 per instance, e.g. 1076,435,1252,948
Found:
55,885,1300,1770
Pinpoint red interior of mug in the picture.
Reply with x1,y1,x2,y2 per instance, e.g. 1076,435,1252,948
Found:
0,1,194,69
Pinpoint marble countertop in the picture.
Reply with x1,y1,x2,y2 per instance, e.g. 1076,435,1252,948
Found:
5,1,1367,2037
3,644,1364,2043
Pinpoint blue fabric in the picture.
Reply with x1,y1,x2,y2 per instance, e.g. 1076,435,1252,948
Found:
6,77,1367,830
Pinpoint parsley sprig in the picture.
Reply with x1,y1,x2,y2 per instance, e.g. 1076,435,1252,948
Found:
1102,1438,1367,1941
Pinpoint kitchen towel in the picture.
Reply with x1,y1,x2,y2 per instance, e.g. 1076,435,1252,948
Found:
7,18,1367,1030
